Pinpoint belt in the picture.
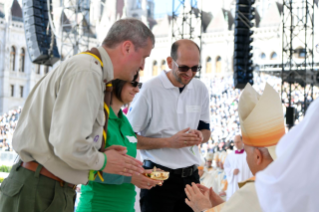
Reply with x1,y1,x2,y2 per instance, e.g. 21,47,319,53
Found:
143,160,197,178
21,161,77,190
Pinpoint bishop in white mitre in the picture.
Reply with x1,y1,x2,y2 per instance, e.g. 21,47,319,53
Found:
184,83,286,212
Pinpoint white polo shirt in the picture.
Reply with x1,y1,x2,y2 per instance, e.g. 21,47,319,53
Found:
127,71,210,169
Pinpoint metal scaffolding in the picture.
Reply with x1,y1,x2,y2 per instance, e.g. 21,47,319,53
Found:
282,0,315,127
171,0,202,76
60,0,93,59
48,0,93,61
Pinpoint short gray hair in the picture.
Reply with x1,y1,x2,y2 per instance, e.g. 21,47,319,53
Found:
102,18,155,49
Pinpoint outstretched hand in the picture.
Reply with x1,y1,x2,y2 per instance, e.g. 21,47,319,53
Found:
185,183,212,212
102,145,144,176
196,184,225,207
131,169,163,189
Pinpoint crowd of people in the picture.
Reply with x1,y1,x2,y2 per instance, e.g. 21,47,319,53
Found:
0,108,21,152
1,76,318,157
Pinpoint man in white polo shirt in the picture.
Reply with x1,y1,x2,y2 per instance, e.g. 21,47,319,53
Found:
128,39,211,212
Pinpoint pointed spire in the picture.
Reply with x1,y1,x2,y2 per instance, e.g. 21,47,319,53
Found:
11,0,22,22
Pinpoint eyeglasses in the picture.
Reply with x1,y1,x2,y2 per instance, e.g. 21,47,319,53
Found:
131,81,142,89
316,43,319,53
173,60,201,72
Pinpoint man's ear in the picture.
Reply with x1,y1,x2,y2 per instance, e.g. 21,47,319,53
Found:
254,148,263,165
121,40,133,55
167,57,173,69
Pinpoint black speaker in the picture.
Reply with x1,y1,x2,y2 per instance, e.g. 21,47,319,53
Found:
233,0,255,89
286,107,295,126
22,0,60,66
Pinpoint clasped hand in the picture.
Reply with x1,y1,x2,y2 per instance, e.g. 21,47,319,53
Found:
169,128,203,148
233,168,239,175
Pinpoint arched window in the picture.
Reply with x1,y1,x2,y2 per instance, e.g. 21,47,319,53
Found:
152,61,158,76
260,52,266,59
215,56,222,73
298,49,306,58
20,86,24,98
160,60,166,71
295,48,306,58
19,48,25,72
206,57,212,73
270,52,277,60
10,84,14,97
10,46,16,71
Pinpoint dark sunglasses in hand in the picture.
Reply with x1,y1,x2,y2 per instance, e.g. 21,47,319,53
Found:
131,81,142,89
173,60,201,72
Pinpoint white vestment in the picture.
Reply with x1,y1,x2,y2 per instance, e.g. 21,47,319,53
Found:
215,168,225,193
207,179,263,212
256,99,319,212
200,168,218,190
224,151,253,200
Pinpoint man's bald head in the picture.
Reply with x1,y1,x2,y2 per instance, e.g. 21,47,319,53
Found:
166,39,201,87
170,39,200,61
234,135,243,150
244,145,273,175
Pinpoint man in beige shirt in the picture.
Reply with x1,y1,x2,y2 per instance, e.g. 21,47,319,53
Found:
0,18,154,212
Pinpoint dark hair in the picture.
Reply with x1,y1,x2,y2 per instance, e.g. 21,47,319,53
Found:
227,141,234,151
170,40,200,60
102,18,155,49
112,72,139,102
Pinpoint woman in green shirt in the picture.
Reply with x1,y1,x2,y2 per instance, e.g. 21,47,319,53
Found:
76,74,162,212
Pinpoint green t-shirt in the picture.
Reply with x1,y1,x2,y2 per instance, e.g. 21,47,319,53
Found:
77,108,137,212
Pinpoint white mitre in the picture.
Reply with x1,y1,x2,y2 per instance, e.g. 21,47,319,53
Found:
206,153,214,161
238,83,285,159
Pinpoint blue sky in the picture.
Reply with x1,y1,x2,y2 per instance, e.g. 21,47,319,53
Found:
153,0,173,18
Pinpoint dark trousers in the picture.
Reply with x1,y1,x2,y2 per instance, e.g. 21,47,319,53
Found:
140,162,199,212
0,161,76,212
